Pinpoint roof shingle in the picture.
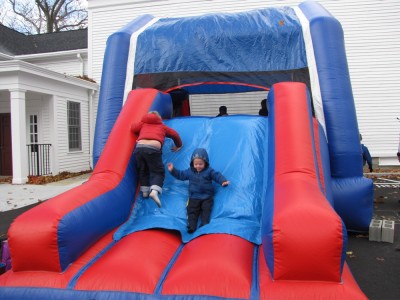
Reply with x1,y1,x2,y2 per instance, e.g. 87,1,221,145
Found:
0,24,87,55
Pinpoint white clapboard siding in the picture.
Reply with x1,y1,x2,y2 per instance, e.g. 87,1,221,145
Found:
26,57,88,77
338,0,400,163
190,91,267,116
89,0,400,165
40,101,51,145
26,99,51,145
55,96,91,173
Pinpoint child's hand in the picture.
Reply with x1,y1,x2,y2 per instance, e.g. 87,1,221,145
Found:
167,163,174,171
222,181,230,187
171,145,182,152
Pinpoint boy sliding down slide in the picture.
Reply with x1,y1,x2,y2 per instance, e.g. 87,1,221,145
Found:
168,148,230,233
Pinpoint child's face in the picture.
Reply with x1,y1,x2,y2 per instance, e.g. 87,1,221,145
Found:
193,158,205,172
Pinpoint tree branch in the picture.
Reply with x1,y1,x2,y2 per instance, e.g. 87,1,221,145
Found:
6,0,87,34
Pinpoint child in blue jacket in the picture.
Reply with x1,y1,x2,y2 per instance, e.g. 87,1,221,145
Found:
167,148,230,233
360,134,373,172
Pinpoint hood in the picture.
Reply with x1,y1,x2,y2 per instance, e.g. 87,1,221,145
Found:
190,148,209,169
141,112,162,124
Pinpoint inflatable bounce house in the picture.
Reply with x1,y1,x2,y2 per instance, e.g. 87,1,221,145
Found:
0,1,373,299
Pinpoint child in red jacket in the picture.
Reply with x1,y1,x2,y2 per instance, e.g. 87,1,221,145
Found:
131,111,182,207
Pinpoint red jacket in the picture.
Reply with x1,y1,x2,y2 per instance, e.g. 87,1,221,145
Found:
131,113,182,147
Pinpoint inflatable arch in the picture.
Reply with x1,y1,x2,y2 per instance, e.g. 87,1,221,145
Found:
0,1,372,299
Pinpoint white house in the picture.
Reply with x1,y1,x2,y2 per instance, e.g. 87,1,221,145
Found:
87,0,400,167
0,25,98,184
1,0,398,186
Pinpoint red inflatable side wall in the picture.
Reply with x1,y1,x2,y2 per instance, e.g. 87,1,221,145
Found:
272,82,344,281
8,89,159,272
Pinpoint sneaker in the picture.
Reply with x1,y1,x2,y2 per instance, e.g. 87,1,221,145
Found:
149,190,161,208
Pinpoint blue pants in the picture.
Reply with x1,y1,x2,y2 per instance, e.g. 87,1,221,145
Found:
187,198,213,231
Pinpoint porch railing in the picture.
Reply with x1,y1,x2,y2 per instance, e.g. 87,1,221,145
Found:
27,144,52,176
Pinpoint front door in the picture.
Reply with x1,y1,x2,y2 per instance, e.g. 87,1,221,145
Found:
0,113,12,176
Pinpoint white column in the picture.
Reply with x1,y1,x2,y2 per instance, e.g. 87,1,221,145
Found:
10,89,28,184
50,95,59,175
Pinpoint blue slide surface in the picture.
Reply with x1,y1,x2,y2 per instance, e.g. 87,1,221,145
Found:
115,115,267,244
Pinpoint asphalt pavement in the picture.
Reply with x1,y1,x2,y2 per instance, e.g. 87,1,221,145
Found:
346,175,400,300
0,173,399,299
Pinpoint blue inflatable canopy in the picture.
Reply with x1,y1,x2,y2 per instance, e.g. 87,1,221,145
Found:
135,7,306,75
133,6,309,92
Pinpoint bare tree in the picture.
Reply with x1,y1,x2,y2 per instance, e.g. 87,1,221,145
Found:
4,0,87,34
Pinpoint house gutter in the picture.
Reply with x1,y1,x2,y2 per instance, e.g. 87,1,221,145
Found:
14,49,87,61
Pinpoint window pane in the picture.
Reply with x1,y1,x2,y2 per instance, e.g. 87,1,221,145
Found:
67,101,82,151
29,115,38,145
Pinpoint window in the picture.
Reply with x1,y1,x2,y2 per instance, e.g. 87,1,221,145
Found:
67,101,82,151
29,115,38,144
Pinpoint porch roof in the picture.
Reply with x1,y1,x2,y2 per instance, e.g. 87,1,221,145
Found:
0,60,98,91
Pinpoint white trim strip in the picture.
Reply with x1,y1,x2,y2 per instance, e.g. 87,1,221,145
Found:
375,178,400,184
123,17,160,105
293,7,327,140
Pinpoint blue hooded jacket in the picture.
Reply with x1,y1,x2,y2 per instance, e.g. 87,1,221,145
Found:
361,143,372,171
170,148,227,200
